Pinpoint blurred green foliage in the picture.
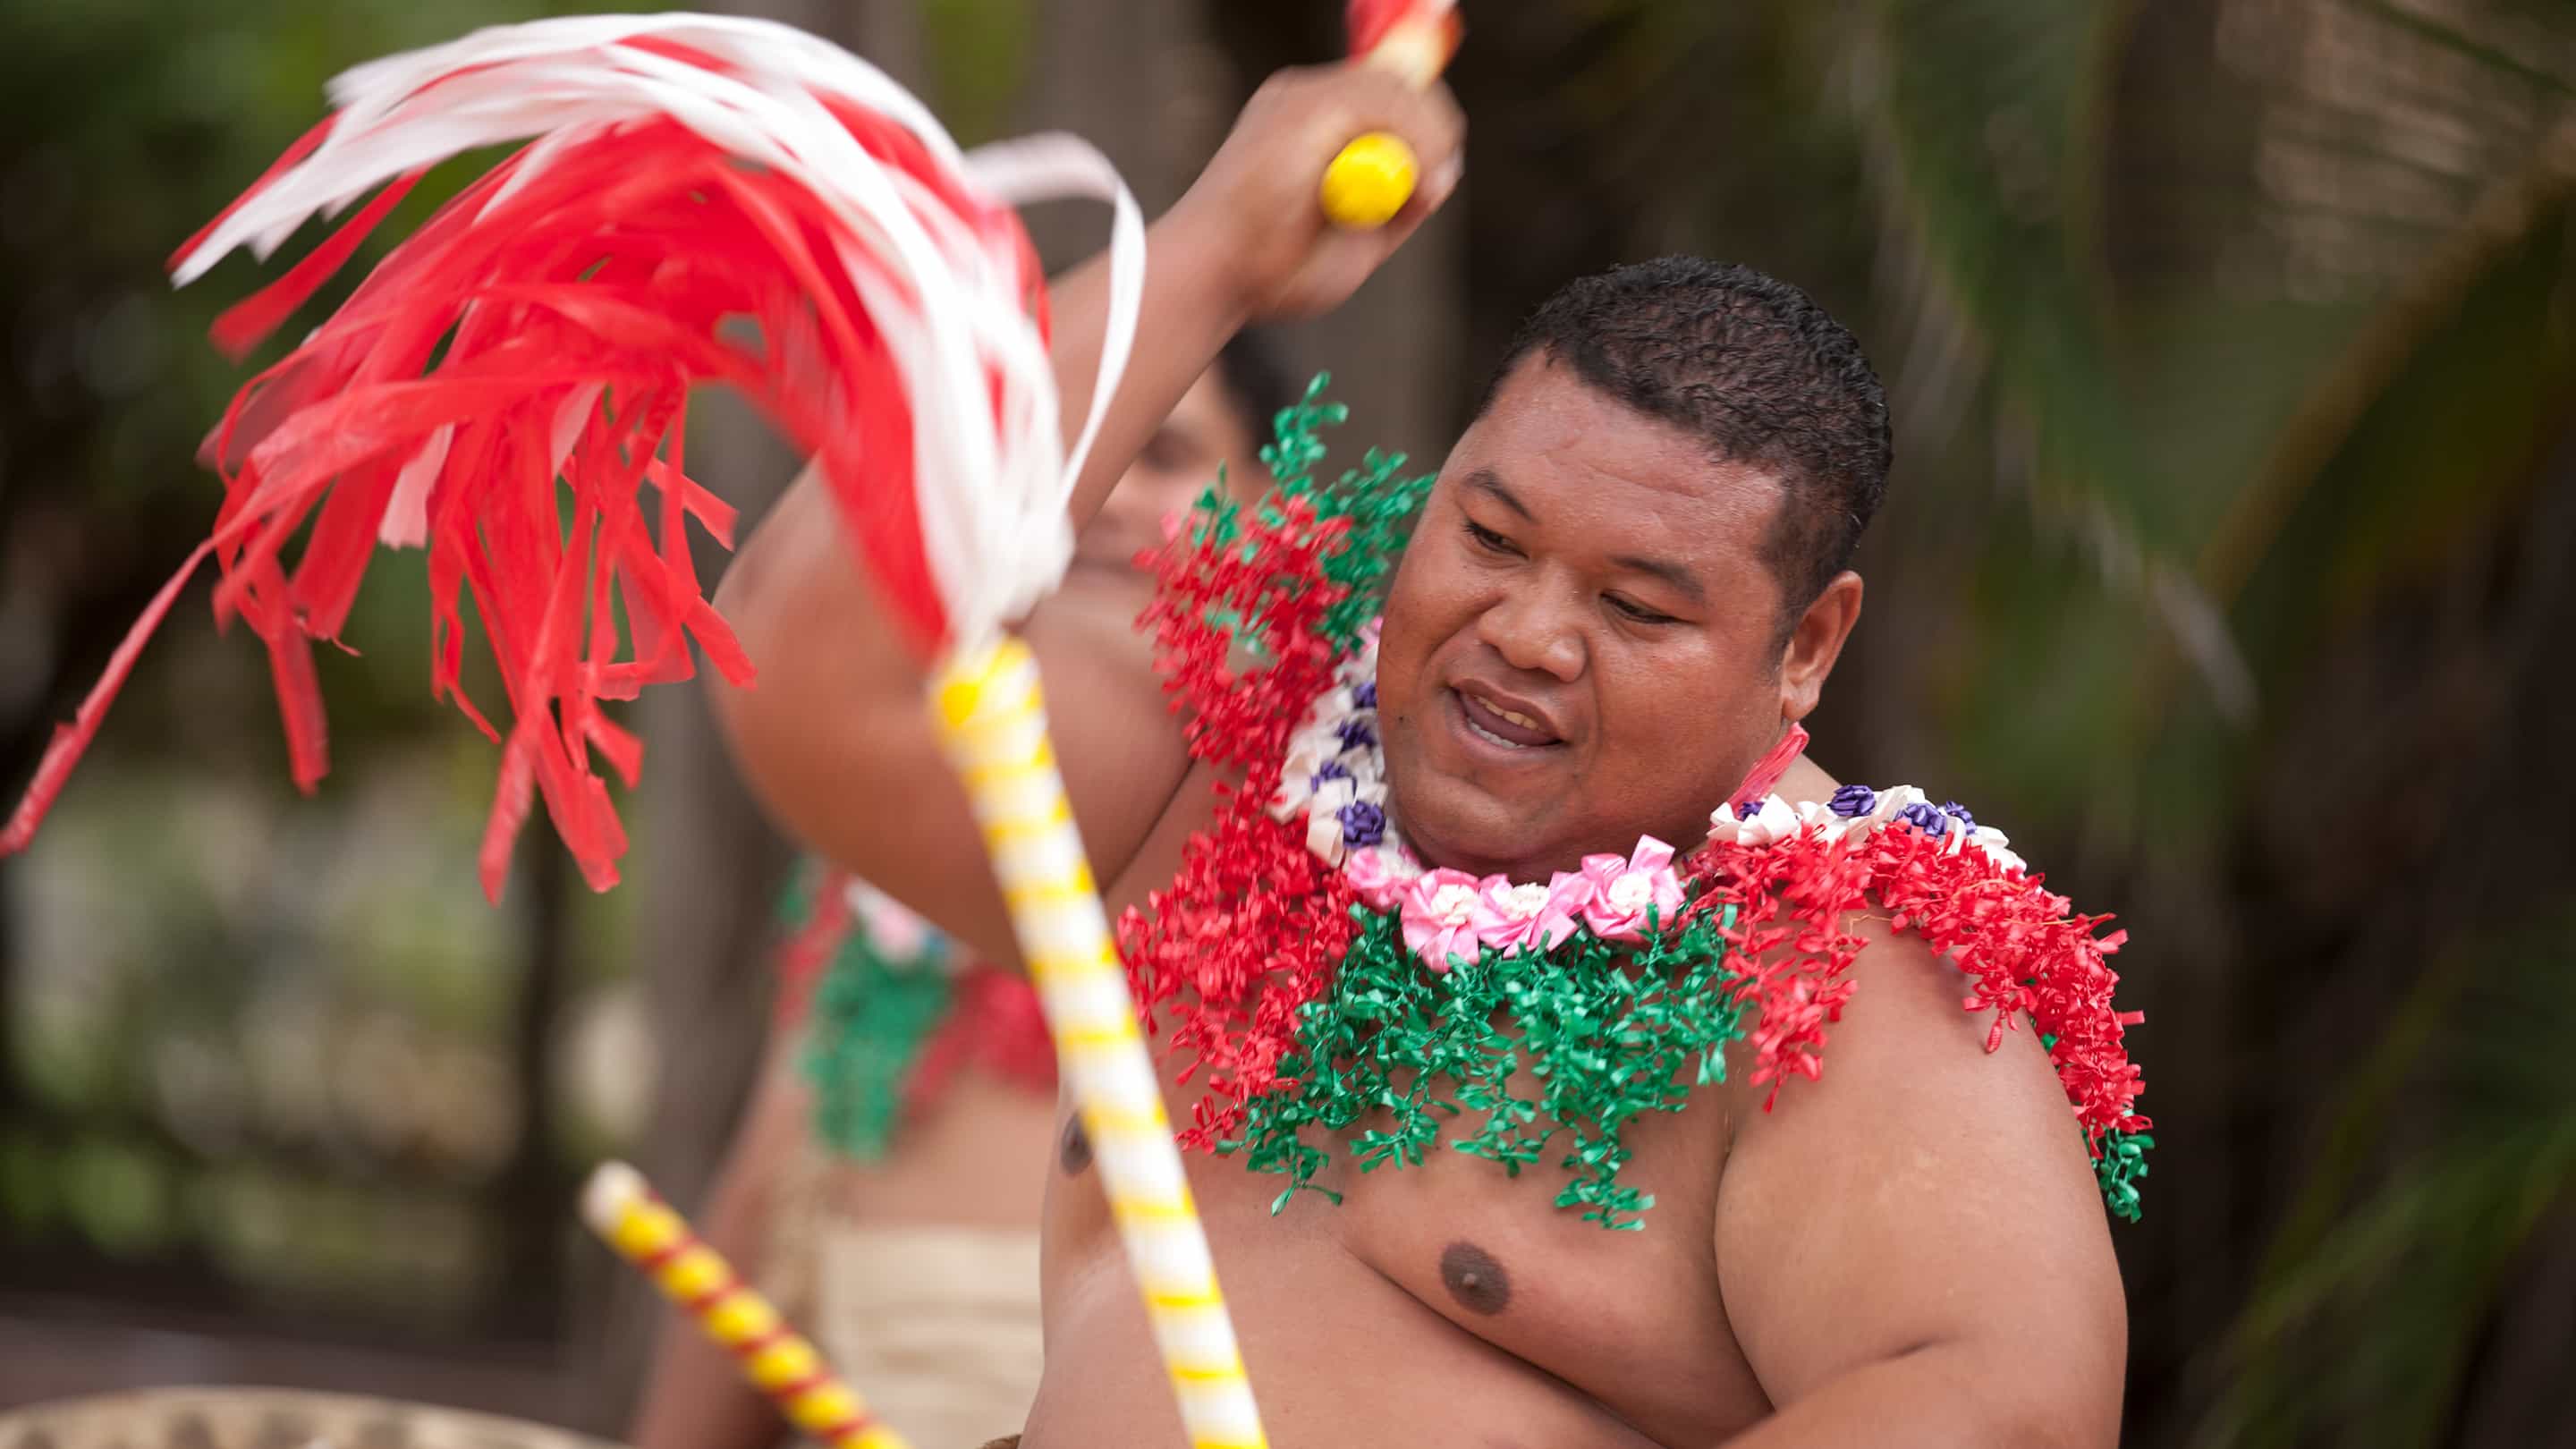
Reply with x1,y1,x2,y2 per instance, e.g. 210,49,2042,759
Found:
0,0,665,1339
1802,3,2576,1443
923,0,1034,146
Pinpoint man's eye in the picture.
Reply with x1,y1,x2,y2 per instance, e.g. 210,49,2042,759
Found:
1463,519,1518,555
1607,594,1676,624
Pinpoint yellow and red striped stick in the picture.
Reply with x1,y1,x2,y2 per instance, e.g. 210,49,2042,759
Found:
580,1162,911,1449
931,638,1267,1449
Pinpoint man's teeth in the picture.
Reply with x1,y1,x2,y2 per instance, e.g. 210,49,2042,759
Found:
1463,691,1551,747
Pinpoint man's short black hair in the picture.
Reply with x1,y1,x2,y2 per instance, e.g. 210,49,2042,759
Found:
1213,326,1299,441
1476,257,1892,620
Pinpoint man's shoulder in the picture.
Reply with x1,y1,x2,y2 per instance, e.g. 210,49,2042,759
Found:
1719,900,2100,1217
1704,774,2149,1221
1716,909,2022,1106
1837,912,2026,1053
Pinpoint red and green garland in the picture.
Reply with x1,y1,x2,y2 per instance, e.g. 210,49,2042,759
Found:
1118,378,2151,1228
775,867,1055,1163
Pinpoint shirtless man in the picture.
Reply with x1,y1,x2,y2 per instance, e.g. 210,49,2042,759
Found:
714,62,2129,1449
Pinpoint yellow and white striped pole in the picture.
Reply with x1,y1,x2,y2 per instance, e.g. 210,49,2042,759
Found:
580,1162,911,1449
931,636,1268,1449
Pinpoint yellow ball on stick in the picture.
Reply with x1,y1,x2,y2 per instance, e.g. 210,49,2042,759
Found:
1320,131,1419,229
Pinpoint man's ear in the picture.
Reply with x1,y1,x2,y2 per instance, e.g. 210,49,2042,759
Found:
1778,571,1863,724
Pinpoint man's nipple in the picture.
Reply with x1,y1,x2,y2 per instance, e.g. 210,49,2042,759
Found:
1440,1240,1512,1316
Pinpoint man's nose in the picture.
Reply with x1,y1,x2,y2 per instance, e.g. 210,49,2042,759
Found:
1475,585,1585,682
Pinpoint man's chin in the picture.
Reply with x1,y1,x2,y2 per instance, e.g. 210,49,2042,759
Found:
1392,776,1556,878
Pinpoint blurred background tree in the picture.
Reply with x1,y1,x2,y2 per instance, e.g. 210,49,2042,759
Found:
4,0,2571,1443
0,0,684,1411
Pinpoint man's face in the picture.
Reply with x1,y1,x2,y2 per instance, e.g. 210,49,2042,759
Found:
1072,371,1264,579
1377,352,1802,879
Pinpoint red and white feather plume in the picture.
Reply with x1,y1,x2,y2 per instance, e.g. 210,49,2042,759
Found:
1347,0,1462,81
3,13,1143,898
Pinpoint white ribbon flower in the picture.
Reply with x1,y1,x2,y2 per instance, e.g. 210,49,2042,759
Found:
1707,793,1801,848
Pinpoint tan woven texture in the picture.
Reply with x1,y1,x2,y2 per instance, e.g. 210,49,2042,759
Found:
0,1387,620,1449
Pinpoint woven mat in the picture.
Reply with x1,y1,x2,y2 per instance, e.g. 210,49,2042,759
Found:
0,1388,622,1449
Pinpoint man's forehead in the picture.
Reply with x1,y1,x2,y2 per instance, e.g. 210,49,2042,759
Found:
1449,357,1785,530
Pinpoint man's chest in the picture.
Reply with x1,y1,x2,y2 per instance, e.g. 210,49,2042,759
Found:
1061,1059,1774,1447
1093,765,1774,1441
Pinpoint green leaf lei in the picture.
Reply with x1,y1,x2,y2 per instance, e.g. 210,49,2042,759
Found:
1190,373,1434,657
796,889,956,1164
1228,898,1746,1231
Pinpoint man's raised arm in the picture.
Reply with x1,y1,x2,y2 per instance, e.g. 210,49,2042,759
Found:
708,64,1462,965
